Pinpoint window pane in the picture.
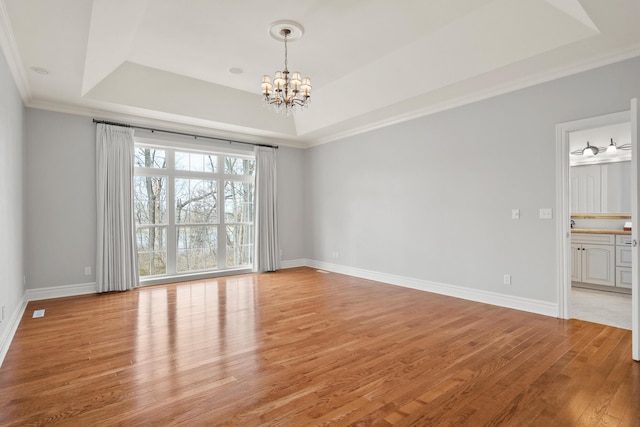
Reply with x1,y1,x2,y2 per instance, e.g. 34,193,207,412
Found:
176,151,217,173
225,157,255,175
135,148,166,168
176,226,217,272
226,225,254,267
224,181,254,223
134,143,256,276
134,176,167,225
175,178,217,224
136,226,167,276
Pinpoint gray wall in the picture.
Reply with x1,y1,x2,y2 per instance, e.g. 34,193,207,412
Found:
305,57,640,303
0,45,25,337
277,146,305,263
25,110,96,289
18,56,640,307
24,110,307,289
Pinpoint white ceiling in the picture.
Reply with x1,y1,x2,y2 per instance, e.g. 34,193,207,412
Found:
1,0,639,148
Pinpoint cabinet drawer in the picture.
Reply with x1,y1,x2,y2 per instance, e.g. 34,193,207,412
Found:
571,233,614,245
616,245,632,268
616,267,632,289
616,234,633,246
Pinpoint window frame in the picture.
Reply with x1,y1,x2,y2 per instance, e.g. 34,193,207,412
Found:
134,136,255,286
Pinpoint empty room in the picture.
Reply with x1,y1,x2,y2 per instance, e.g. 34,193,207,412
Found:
1,1,640,425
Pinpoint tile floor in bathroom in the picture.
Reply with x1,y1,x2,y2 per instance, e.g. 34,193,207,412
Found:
571,286,631,330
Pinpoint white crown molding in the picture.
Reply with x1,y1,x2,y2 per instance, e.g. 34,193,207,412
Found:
0,0,31,103
308,46,640,148
26,99,306,149
13,40,640,151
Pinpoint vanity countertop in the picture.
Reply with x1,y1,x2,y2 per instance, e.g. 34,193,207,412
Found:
571,228,631,235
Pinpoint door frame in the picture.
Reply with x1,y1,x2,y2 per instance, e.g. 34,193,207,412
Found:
555,110,631,320
631,98,639,360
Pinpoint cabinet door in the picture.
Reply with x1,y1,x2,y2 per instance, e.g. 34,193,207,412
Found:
582,244,615,286
616,267,632,289
571,244,582,282
616,245,633,268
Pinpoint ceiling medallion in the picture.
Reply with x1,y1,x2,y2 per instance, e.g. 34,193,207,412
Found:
260,21,311,115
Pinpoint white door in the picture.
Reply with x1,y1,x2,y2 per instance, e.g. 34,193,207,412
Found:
631,98,639,361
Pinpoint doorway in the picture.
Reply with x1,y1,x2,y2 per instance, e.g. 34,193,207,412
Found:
556,104,639,361
568,118,632,328
556,111,635,320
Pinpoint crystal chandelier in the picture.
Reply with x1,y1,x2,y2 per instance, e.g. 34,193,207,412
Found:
261,24,311,115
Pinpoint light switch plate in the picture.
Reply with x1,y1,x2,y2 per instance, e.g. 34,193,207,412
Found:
511,209,520,219
539,208,553,219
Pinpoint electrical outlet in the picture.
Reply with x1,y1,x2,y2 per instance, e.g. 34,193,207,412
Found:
511,209,520,219
504,274,511,285
84,266,91,276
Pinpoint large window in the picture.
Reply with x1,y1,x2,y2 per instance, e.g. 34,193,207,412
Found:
134,145,255,279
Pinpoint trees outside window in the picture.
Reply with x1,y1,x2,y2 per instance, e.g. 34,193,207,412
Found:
134,145,255,278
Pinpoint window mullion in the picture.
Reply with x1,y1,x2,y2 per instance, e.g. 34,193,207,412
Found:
218,157,226,270
166,150,177,275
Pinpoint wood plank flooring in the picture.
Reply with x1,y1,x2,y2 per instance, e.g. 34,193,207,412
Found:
1,267,639,426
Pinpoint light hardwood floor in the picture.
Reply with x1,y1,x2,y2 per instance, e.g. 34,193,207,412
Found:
1,267,639,426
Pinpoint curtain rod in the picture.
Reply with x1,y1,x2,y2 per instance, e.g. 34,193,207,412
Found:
92,119,278,149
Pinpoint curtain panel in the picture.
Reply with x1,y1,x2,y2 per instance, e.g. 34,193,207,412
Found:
96,124,139,292
254,146,280,272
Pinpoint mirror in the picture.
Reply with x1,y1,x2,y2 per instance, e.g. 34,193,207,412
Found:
570,121,631,214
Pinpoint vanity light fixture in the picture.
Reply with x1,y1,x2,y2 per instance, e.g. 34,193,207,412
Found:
571,138,632,157
582,141,598,157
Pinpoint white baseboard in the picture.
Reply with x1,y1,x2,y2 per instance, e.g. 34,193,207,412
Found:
2,263,557,368
280,259,308,269
0,294,27,368
305,260,558,317
25,282,98,301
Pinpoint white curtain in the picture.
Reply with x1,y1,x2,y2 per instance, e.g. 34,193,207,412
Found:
96,124,138,292
254,146,280,272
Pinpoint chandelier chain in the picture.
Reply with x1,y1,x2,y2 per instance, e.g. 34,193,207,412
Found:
283,31,288,72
